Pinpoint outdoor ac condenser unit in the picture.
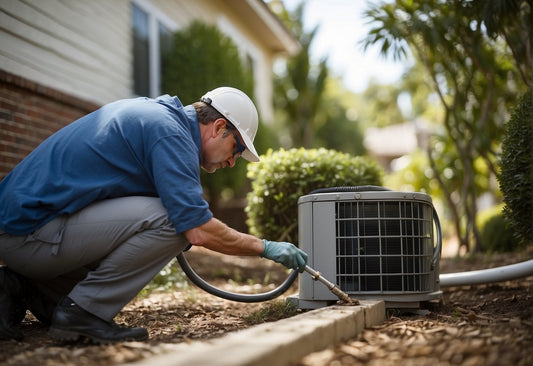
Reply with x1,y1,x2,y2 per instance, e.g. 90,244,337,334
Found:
292,186,442,309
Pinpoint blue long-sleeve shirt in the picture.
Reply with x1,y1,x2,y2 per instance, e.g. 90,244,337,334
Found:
0,95,213,235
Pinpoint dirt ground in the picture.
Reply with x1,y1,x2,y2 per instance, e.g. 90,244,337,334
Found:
1,246,531,366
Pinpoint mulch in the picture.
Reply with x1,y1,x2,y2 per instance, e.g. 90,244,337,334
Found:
1,246,531,366
294,247,533,366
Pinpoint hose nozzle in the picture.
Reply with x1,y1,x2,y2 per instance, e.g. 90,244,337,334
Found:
304,265,359,305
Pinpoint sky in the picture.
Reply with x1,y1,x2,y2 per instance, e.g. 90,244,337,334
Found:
282,0,410,93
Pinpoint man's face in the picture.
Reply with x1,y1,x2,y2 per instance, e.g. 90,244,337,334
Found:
200,119,245,173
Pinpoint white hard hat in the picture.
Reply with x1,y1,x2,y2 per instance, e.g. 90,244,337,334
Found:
201,87,260,162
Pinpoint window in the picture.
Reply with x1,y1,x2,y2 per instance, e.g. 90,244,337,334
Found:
131,0,177,97
132,4,149,96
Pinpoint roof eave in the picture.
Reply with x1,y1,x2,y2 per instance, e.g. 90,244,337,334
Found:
224,0,300,56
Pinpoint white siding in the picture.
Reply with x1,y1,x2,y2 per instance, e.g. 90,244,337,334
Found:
1,0,132,105
1,0,293,120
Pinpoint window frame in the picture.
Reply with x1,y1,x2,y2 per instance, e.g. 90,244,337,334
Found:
131,0,178,97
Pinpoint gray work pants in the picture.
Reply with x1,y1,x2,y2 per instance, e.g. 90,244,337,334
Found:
0,196,189,321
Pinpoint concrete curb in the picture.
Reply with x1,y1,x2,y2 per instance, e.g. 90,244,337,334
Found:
128,300,385,366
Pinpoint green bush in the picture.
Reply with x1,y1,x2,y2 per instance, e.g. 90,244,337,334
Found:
477,205,516,253
246,148,384,243
161,20,254,104
498,91,532,247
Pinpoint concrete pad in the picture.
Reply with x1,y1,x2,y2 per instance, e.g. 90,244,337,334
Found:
127,300,385,366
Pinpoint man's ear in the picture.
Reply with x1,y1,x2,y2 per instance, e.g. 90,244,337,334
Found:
212,118,227,136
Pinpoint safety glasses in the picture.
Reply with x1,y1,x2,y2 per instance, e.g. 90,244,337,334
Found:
231,130,246,158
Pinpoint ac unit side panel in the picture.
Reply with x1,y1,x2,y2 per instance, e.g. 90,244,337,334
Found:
297,200,315,300
311,201,338,301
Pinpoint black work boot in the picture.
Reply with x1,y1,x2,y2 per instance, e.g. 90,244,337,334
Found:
0,267,27,341
48,297,148,344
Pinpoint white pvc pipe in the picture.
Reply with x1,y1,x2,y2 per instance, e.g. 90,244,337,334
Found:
439,259,533,287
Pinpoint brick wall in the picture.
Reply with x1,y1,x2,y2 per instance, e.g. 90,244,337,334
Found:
0,70,99,179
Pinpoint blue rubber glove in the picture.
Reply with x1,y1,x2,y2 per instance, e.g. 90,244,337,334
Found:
260,239,308,272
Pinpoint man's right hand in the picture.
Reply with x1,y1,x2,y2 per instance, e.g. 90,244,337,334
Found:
260,240,308,272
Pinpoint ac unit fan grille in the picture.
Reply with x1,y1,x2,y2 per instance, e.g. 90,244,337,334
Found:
335,200,434,294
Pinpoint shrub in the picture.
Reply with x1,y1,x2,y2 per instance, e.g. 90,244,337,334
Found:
246,148,383,243
498,91,532,247
161,20,253,104
477,205,516,253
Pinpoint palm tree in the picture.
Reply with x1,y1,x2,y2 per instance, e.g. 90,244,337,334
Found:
272,2,328,148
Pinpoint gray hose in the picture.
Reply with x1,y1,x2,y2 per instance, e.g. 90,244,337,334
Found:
440,259,533,287
176,252,298,303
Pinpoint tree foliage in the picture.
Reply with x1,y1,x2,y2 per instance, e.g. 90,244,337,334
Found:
362,0,530,252
479,0,532,87
269,2,367,155
271,2,329,148
359,82,405,128
309,77,367,156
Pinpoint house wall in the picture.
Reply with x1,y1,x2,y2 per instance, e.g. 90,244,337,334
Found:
0,0,289,179
0,70,99,178
1,0,279,118
1,0,132,107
